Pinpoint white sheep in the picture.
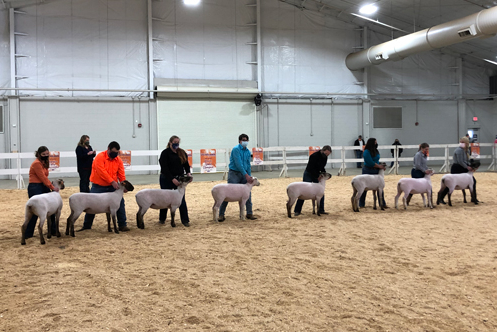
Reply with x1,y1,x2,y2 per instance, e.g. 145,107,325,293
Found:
135,176,192,229
394,170,434,210
437,171,477,206
211,178,260,221
21,179,65,245
350,164,386,212
65,180,134,237
286,172,332,218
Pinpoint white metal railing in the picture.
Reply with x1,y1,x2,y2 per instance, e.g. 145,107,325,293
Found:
0,144,495,189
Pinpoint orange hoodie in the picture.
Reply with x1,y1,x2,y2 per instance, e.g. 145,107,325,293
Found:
29,159,54,190
90,151,126,186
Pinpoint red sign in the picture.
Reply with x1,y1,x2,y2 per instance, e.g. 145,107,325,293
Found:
471,143,480,158
309,146,320,156
252,147,263,165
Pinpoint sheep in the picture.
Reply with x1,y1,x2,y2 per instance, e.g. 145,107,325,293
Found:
135,175,192,229
211,178,260,221
65,180,134,237
350,163,386,212
286,172,332,218
21,179,65,245
436,172,477,207
394,170,434,210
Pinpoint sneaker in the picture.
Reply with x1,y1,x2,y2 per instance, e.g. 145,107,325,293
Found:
182,222,190,227
118,226,130,232
218,216,225,222
246,214,257,220
158,220,165,224
294,212,301,217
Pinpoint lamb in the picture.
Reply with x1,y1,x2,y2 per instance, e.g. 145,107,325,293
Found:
211,178,260,221
394,170,434,210
21,179,65,245
65,180,134,237
135,175,192,229
350,163,386,212
437,172,477,206
286,172,332,218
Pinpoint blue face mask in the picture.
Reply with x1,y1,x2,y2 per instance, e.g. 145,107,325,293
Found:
241,141,249,148
172,143,179,149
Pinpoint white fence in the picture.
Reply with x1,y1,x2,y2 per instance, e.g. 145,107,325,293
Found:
1,144,496,189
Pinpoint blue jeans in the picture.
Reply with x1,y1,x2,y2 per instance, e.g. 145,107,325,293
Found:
359,166,386,207
25,183,56,238
83,184,127,228
355,150,363,168
294,170,325,213
219,169,253,216
159,174,189,224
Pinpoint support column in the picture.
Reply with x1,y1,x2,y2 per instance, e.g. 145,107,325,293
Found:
8,96,20,153
362,100,371,140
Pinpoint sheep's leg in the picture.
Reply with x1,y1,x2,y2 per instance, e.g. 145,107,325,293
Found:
111,213,119,234
170,208,176,226
46,213,52,239
38,216,46,245
239,200,246,220
287,197,296,218
312,199,316,215
353,189,364,212
21,210,33,245
351,187,357,212
65,211,74,236
372,190,377,210
378,189,385,211
136,206,146,229
316,197,322,216
67,212,81,238
212,201,220,222
402,194,407,210
106,213,113,232
55,209,61,237
462,189,467,203
394,189,401,209
428,190,434,209
421,193,426,207
448,192,453,206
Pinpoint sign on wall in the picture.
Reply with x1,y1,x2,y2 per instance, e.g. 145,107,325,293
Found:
309,146,320,156
200,149,216,173
252,147,263,165
471,143,480,158
186,149,193,167
119,150,132,169
49,151,60,171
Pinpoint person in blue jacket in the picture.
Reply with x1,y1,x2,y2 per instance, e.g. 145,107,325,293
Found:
75,135,96,192
218,133,257,222
359,137,387,208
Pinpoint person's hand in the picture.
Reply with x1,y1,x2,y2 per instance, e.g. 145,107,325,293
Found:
172,179,180,186
111,181,119,190
87,151,93,155
245,174,254,184
53,187,60,192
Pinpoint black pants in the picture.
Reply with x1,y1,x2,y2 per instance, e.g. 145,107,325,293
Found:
438,164,477,201
25,183,56,238
159,174,190,224
78,169,91,193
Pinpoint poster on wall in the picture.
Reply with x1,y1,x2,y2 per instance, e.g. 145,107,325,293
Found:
252,147,263,165
186,149,193,167
119,150,132,169
200,149,216,173
471,143,480,158
309,146,320,156
49,151,60,171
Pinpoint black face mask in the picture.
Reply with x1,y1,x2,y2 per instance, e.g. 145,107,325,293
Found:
40,155,49,161
84,141,90,146
375,143,378,149
109,151,118,159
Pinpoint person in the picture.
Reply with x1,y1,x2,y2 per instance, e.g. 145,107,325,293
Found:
438,137,478,204
494,135,497,144
25,146,59,238
390,139,403,167
406,143,430,205
354,135,364,168
159,135,192,227
218,134,257,222
75,135,96,193
359,138,387,208
294,145,332,216
77,141,130,232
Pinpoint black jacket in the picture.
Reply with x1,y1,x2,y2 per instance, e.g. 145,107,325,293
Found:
75,145,95,171
391,141,403,156
305,151,328,180
354,139,363,151
159,148,191,183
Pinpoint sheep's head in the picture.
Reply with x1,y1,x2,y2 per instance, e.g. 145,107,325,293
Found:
178,175,193,183
121,180,135,192
251,177,260,186
318,172,332,181
469,159,480,170
426,168,435,176
52,179,65,190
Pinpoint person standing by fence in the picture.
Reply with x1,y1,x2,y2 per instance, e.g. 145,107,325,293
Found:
354,135,364,168
390,139,403,167
75,135,96,193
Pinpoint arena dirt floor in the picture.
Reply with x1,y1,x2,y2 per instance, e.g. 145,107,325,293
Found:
0,172,496,332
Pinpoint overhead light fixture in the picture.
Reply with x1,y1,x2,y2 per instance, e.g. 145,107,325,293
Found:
359,4,378,15
483,58,497,66
184,0,200,5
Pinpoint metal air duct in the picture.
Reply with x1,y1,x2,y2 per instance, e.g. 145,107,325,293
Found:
346,6,497,71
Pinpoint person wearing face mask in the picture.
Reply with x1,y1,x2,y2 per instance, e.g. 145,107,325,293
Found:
218,134,256,222
390,139,403,167
158,135,192,227
75,135,96,193
77,141,130,232
359,137,387,209
25,146,60,238
438,136,479,204
293,145,332,216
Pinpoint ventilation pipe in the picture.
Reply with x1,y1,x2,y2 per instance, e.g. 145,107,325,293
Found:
346,6,497,71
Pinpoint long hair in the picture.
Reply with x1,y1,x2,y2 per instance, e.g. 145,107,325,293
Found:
364,138,378,157
168,135,187,164
35,146,49,168
78,135,89,147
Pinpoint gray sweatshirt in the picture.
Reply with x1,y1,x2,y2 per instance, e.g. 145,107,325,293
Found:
413,151,428,171
453,147,470,169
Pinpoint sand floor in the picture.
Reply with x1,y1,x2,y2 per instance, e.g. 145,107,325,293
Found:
0,173,496,331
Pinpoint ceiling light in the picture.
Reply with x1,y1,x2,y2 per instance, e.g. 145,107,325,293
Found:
483,59,497,66
359,4,378,15
184,0,200,5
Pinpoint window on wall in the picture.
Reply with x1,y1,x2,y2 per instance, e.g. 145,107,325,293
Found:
373,106,402,128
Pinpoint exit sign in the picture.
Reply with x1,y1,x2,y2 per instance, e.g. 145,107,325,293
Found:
473,116,478,121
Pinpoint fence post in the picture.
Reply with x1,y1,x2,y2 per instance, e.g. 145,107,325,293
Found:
16,153,25,190
279,147,288,178
222,149,229,180
338,146,346,176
